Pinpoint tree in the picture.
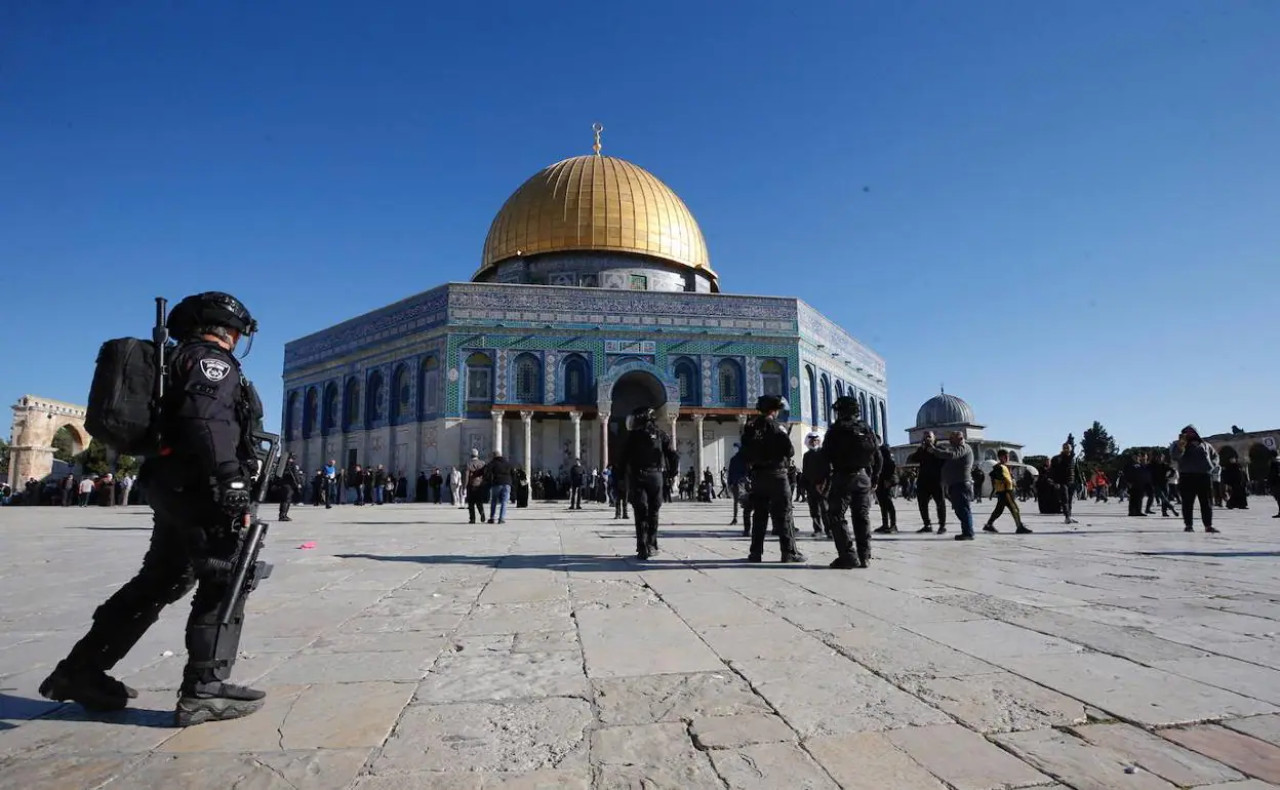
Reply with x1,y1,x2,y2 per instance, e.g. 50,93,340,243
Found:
1023,455,1049,470
52,425,79,463
0,437,9,479
1081,421,1118,463
74,439,140,478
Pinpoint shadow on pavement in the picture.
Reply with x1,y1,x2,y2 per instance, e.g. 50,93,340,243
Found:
335,553,806,571
1134,550,1280,559
74,527,153,532
0,692,174,728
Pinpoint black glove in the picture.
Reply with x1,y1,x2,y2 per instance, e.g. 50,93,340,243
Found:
217,479,252,518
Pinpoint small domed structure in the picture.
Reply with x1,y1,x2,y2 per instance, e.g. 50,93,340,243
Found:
915,392,975,428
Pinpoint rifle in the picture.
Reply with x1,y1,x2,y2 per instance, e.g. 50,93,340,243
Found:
217,430,282,625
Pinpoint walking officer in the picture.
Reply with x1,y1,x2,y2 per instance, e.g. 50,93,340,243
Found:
742,395,806,563
617,406,678,560
278,453,304,522
40,292,270,726
824,396,881,568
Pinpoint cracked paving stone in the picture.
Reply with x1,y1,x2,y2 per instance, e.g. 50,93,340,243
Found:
591,722,723,789
372,698,591,774
111,749,371,789
415,651,589,703
899,671,1088,733
592,671,772,726
707,741,840,789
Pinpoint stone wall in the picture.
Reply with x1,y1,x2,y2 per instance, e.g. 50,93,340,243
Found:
7,395,90,487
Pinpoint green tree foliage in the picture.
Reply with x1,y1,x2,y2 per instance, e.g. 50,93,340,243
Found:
51,425,79,463
1022,455,1049,470
0,437,9,479
1080,421,1119,463
74,439,140,478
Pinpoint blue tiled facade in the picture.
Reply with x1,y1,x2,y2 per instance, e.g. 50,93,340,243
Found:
281,282,887,475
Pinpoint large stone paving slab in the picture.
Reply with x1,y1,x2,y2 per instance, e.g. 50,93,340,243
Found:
2,498,1278,788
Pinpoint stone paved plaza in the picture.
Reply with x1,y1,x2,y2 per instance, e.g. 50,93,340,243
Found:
2,496,1279,789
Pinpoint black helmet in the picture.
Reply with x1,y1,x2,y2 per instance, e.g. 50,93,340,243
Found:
832,395,860,416
755,395,785,413
167,291,257,340
626,406,656,431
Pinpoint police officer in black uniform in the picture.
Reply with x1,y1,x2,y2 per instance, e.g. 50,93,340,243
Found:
278,453,304,522
824,396,881,568
742,395,806,563
39,292,269,726
616,406,677,560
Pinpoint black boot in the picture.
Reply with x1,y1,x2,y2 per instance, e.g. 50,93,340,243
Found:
39,661,138,712
175,680,266,727
855,537,871,568
635,523,650,560
646,521,660,556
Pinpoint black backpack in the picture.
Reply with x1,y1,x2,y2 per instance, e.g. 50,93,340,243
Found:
84,338,163,456
840,422,878,471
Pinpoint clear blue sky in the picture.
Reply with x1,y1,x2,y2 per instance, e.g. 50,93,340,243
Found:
3,0,1277,456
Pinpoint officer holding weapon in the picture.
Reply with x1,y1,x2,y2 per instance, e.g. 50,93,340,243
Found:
824,396,881,568
742,395,806,563
40,292,278,726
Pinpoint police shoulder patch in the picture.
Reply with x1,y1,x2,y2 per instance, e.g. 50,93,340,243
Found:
199,358,231,382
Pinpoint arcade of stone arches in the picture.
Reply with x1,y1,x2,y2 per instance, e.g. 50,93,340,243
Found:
282,353,889,481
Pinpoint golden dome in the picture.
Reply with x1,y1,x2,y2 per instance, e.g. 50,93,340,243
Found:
478,154,716,285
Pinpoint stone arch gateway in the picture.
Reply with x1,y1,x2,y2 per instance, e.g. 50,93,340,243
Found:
7,395,91,487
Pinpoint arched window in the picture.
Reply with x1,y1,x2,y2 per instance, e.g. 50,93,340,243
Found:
303,387,319,438
322,382,339,435
419,356,440,416
367,370,385,422
514,353,541,404
1008,451,1020,462
343,378,361,431
879,401,888,442
391,364,411,422
761,360,784,398
466,352,493,403
819,374,831,427
867,397,879,434
860,392,869,425
834,380,845,400
563,354,590,403
805,366,817,426
717,359,744,406
674,357,699,406
284,392,298,441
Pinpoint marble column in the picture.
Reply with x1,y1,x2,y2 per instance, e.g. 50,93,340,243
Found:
490,410,504,458
520,411,534,482
569,411,582,462
693,414,706,478
599,411,611,468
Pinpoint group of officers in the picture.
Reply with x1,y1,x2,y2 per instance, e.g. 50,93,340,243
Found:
615,392,885,569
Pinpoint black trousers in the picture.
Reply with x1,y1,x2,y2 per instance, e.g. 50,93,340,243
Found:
629,471,663,553
805,481,828,534
875,485,896,528
278,486,295,520
1057,484,1074,519
1179,473,1213,529
917,484,945,527
1128,485,1147,516
62,481,243,690
570,485,582,508
748,472,798,559
827,472,872,563
467,488,486,523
